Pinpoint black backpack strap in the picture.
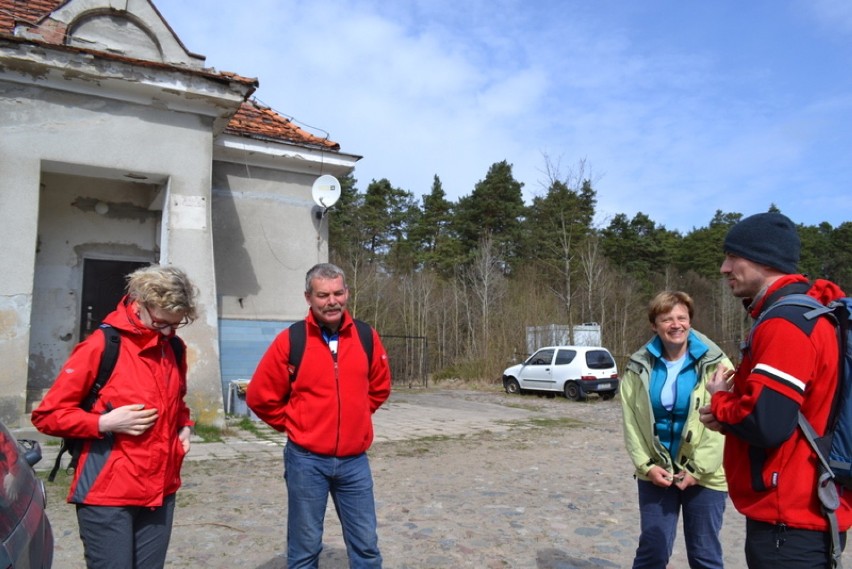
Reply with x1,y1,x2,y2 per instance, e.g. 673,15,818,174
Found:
287,320,307,383
48,324,121,482
82,325,121,410
47,442,69,482
286,318,373,384
353,319,374,369
169,336,185,368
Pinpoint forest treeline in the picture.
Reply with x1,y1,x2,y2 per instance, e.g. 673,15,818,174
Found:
328,159,852,383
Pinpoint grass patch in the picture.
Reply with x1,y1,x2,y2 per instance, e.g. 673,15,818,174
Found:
376,414,587,459
225,416,284,444
233,416,263,436
39,467,69,484
390,434,458,457
524,416,584,429
193,422,223,443
411,434,456,444
497,399,548,412
175,493,195,507
430,375,503,390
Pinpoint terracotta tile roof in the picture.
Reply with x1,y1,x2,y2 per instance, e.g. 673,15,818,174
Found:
0,0,64,34
1,1,342,151
225,99,340,150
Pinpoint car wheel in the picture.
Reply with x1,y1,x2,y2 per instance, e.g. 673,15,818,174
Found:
600,390,616,401
564,381,584,401
505,378,521,394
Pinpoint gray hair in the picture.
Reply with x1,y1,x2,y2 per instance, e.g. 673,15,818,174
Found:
126,265,198,322
305,263,347,293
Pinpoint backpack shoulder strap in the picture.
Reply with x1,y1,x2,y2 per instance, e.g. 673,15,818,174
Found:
744,293,828,352
81,324,121,410
168,336,185,368
763,293,826,319
48,324,120,481
287,320,307,383
286,318,374,383
353,319,374,368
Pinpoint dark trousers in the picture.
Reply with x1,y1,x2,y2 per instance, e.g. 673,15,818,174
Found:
76,493,176,569
745,518,846,569
632,479,726,569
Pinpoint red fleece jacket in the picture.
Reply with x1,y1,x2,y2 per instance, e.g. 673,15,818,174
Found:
247,311,391,457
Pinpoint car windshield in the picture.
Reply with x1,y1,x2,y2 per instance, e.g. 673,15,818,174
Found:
585,350,615,369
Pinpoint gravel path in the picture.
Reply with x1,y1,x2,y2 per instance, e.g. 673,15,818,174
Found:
41,388,747,568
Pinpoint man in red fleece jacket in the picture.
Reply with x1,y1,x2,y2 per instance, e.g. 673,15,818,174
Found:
699,212,850,569
248,263,391,569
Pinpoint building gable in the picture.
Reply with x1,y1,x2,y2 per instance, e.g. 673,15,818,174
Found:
1,0,346,150
0,0,360,427
3,0,204,68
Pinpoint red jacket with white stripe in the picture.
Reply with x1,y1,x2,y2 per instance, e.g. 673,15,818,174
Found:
247,310,391,457
710,274,851,530
31,298,192,506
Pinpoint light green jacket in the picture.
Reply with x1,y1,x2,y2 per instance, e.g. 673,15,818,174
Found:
619,329,730,491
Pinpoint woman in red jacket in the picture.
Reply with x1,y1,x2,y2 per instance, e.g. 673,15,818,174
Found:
32,265,197,569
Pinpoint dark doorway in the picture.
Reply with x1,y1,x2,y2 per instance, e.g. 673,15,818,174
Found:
79,259,148,340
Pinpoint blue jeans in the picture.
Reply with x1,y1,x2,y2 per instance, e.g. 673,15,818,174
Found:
284,441,382,569
633,479,726,569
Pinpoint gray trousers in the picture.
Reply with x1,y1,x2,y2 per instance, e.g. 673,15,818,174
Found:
75,493,176,569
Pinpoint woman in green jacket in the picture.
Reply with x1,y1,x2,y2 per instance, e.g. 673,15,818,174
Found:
620,290,732,569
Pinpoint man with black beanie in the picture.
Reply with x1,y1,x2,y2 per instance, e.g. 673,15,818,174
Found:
699,212,850,568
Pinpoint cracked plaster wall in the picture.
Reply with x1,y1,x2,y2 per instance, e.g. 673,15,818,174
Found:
28,172,160,391
0,81,225,426
212,161,324,322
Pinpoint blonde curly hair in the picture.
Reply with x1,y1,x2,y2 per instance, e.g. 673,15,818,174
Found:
126,265,198,322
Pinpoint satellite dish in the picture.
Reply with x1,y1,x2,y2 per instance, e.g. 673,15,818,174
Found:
311,175,341,209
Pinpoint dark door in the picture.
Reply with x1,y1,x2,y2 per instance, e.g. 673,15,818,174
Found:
79,259,148,340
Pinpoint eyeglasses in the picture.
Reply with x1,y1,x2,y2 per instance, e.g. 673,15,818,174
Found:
142,304,189,330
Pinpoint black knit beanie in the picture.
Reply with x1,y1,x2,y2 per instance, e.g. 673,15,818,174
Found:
723,212,800,274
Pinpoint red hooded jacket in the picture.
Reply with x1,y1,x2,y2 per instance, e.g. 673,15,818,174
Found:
247,310,391,457
711,274,851,530
31,297,192,506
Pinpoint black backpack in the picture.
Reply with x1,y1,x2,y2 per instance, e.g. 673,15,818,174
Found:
47,324,184,482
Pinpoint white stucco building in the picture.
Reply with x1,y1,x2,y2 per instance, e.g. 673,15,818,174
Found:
0,0,360,426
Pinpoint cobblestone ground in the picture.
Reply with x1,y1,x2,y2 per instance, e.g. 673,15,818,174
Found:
40,388,747,568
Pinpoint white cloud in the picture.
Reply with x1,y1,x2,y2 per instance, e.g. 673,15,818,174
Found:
157,0,852,231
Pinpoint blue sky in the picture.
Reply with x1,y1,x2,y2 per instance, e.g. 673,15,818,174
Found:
156,0,852,233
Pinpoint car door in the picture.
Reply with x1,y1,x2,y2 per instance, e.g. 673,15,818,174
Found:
518,348,556,391
551,348,579,390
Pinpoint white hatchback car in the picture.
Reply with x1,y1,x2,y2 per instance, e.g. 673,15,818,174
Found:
502,346,619,400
